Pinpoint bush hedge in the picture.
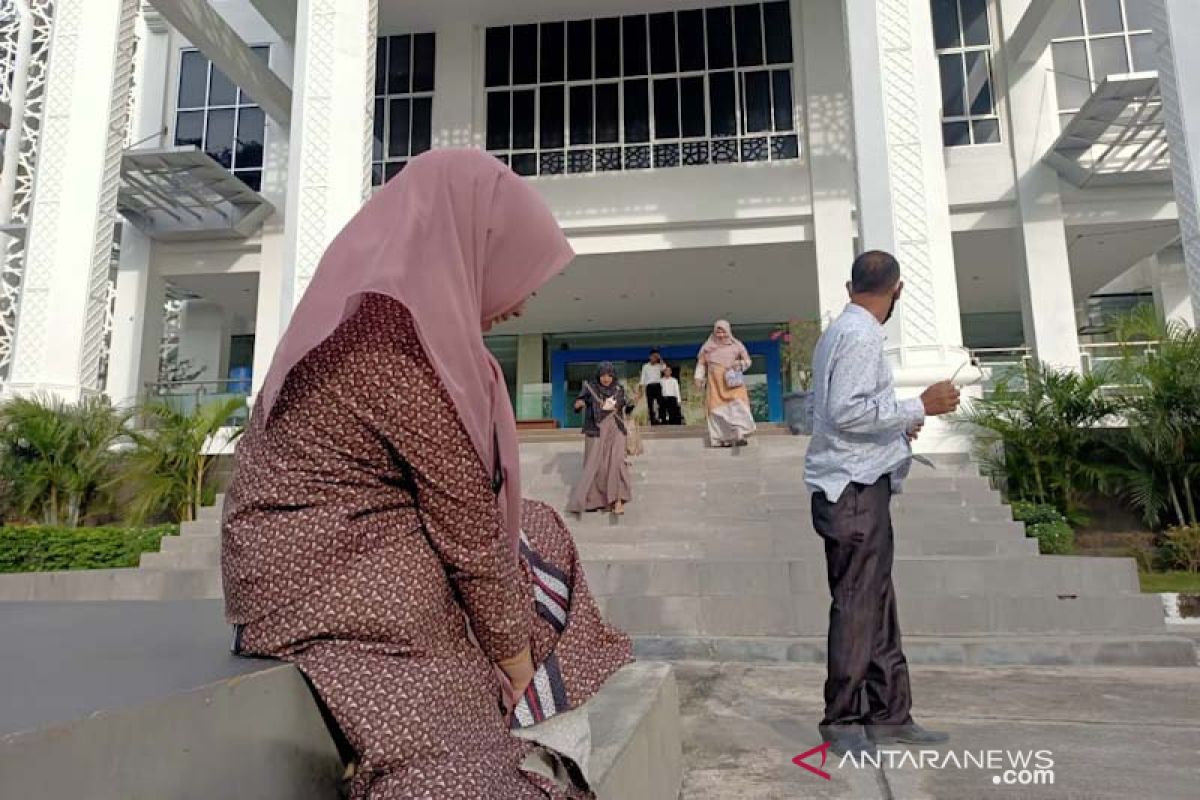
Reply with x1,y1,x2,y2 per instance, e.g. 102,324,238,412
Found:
1011,502,1075,555
0,525,178,573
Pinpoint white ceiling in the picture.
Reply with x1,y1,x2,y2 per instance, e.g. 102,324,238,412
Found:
495,241,818,335
168,272,260,333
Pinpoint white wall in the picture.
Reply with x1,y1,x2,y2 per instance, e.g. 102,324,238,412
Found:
176,300,230,384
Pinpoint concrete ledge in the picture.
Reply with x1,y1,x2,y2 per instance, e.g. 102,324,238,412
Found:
633,634,1199,667
0,666,344,800
0,601,682,799
591,662,683,800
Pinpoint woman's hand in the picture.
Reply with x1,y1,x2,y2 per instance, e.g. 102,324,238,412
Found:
574,399,585,411
497,646,535,701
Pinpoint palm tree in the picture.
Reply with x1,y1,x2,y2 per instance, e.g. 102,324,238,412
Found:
962,362,1114,516
0,394,129,526
121,397,247,524
1105,308,1200,528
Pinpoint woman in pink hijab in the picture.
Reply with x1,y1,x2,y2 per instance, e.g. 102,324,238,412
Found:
695,319,757,447
221,150,632,799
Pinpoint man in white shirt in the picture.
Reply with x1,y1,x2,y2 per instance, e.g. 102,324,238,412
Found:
658,364,683,425
639,349,665,425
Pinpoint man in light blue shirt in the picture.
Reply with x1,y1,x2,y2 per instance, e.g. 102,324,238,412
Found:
805,251,960,757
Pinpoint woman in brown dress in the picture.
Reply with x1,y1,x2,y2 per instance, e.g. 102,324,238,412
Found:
567,363,635,515
221,150,632,799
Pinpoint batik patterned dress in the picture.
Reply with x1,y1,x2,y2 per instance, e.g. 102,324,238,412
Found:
222,294,632,799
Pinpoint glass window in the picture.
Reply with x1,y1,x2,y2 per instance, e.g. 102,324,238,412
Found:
930,0,1000,147
174,46,271,190
373,34,437,185
1084,0,1124,35
1052,1,1156,124
484,4,799,176
1051,40,1093,109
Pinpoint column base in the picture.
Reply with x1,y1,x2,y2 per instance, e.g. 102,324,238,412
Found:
886,344,981,456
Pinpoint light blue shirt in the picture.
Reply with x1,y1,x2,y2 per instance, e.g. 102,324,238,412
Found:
804,304,926,501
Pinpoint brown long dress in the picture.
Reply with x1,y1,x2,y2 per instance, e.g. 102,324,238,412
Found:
222,294,632,799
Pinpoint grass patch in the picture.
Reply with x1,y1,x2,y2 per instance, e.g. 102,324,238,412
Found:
0,525,178,573
1139,571,1200,594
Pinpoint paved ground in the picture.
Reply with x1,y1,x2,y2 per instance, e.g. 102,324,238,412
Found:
677,660,1200,799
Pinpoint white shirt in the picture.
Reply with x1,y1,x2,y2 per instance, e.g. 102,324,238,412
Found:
640,362,664,387
660,377,681,399
804,304,926,501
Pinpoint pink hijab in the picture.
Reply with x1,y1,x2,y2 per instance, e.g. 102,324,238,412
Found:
698,319,750,368
259,149,574,554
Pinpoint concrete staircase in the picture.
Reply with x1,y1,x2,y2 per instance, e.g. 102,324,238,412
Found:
1,435,1193,666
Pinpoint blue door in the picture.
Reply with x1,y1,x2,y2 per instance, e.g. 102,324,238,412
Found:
549,341,782,427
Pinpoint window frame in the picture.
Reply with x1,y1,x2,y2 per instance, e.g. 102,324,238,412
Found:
373,32,437,186
481,3,800,177
931,0,1003,148
1050,0,1156,129
173,45,271,191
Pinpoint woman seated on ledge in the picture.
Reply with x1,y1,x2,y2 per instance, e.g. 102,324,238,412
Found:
221,150,632,799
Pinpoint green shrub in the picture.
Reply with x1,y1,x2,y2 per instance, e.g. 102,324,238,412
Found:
1159,526,1200,573
0,525,177,573
1027,520,1074,555
1011,501,1067,527
1011,502,1074,554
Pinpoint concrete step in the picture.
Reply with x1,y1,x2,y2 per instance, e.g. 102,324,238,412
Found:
563,517,1027,540
0,568,222,602
577,535,1039,559
583,556,1141,598
134,547,1133,597
598,592,1168,637
631,634,1198,667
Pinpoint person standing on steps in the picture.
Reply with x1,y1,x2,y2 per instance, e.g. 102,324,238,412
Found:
804,250,961,758
695,320,757,447
659,364,684,425
639,349,665,425
568,362,635,516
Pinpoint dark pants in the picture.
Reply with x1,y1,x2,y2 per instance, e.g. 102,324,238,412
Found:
645,383,664,425
661,396,683,425
811,476,912,732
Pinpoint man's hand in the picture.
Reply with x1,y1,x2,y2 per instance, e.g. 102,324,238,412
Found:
907,422,923,442
920,381,960,416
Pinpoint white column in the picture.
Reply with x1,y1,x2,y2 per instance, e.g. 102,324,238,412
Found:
432,22,476,149
1155,0,1200,323
997,0,1082,371
279,0,377,316
799,0,857,327
6,0,139,401
515,333,544,420
842,0,968,451
1151,245,1197,328
106,228,166,405
105,8,172,405
177,300,229,383
249,37,293,397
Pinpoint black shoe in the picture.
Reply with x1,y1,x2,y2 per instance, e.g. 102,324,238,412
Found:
866,722,950,745
819,726,877,758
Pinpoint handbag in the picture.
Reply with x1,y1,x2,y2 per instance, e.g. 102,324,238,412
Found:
724,368,745,389
624,413,644,457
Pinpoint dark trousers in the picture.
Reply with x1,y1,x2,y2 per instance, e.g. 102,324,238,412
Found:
645,383,664,425
661,396,683,425
811,476,912,731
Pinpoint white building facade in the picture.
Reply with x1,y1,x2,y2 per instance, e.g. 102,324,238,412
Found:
0,0,1198,448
